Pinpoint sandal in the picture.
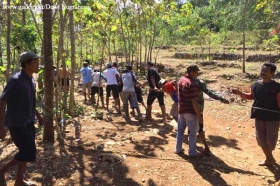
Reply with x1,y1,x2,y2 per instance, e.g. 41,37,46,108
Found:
258,160,276,166
174,149,185,154
189,152,204,158
202,149,211,155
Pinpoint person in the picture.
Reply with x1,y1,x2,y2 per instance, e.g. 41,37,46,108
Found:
58,64,70,93
113,62,123,105
122,65,143,122
232,62,280,166
192,77,229,154
129,67,146,116
80,61,93,103
142,62,166,123
158,79,178,121
91,69,106,107
103,63,121,113
0,51,44,186
175,64,203,157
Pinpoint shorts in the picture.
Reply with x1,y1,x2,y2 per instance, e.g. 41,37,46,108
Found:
123,92,138,108
91,86,104,97
134,86,143,103
147,91,164,106
118,84,123,93
61,78,70,86
106,85,119,99
170,102,178,119
255,119,280,150
9,123,36,162
82,82,92,92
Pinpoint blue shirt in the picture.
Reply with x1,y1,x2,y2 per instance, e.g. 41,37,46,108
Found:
1,70,36,127
80,67,93,84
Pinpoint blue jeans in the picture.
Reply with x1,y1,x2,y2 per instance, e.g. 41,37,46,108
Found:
175,113,198,156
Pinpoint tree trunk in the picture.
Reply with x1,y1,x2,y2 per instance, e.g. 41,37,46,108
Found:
69,2,76,116
21,0,26,25
242,0,248,73
5,0,11,82
42,0,54,143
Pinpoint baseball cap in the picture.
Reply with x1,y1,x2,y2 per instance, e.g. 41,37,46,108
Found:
147,61,154,66
106,63,112,68
187,64,200,72
126,65,132,71
159,79,167,86
19,51,42,63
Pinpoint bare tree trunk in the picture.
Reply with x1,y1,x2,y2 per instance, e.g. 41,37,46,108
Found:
69,2,76,116
119,13,128,64
242,0,248,73
42,0,54,143
21,0,26,25
5,0,11,82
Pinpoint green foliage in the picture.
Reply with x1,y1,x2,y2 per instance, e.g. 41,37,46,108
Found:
10,25,38,52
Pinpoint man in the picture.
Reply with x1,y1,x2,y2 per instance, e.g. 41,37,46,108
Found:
113,62,123,105
158,79,178,121
175,64,203,157
193,77,229,154
142,62,166,123
233,62,280,166
122,65,143,122
80,61,93,103
103,63,121,113
91,69,106,107
58,64,70,93
0,51,44,186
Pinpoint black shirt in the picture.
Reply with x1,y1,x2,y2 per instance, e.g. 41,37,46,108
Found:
147,68,160,89
251,80,280,121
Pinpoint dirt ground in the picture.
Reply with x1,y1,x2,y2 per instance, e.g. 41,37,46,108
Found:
1,48,280,186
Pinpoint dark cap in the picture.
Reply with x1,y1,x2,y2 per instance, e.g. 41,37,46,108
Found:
126,65,132,71
107,63,112,68
187,64,200,72
20,51,42,63
147,61,154,66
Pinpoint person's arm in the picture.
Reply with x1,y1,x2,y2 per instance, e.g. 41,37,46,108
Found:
0,99,7,139
199,80,228,103
151,77,158,91
232,88,253,100
188,83,202,123
35,109,44,126
172,80,178,92
142,80,148,86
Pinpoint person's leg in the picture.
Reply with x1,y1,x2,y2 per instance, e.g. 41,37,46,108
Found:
157,92,166,123
122,92,130,118
82,84,87,102
130,92,142,120
186,114,198,156
87,82,92,100
105,85,111,111
175,114,187,153
260,120,280,165
146,92,156,119
15,162,27,186
198,123,210,153
100,87,105,107
113,85,121,113
90,86,95,104
0,158,18,184
255,119,275,165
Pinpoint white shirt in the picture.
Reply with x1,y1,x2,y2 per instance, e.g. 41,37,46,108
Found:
122,72,135,92
103,68,119,85
92,72,102,87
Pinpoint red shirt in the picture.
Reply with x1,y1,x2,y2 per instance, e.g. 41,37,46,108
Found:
163,81,176,95
178,75,198,114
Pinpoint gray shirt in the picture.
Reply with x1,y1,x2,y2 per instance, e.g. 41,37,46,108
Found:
1,70,36,127
122,72,135,92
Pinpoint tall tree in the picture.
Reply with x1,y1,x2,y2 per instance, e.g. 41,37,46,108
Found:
5,0,11,82
69,0,76,116
42,0,54,143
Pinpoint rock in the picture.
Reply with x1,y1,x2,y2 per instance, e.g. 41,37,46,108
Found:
238,125,241,128
142,178,145,183
106,141,116,146
225,127,230,130
236,132,243,136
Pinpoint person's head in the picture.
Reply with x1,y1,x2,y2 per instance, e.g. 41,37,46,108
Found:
20,51,42,73
261,62,276,80
53,65,56,69
158,79,167,88
83,62,88,67
85,59,90,65
113,62,118,68
126,65,132,71
187,64,200,79
61,64,63,67
146,61,154,70
107,63,112,69
94,69,100,72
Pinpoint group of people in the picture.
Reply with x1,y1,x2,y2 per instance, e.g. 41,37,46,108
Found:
0,50,279,186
